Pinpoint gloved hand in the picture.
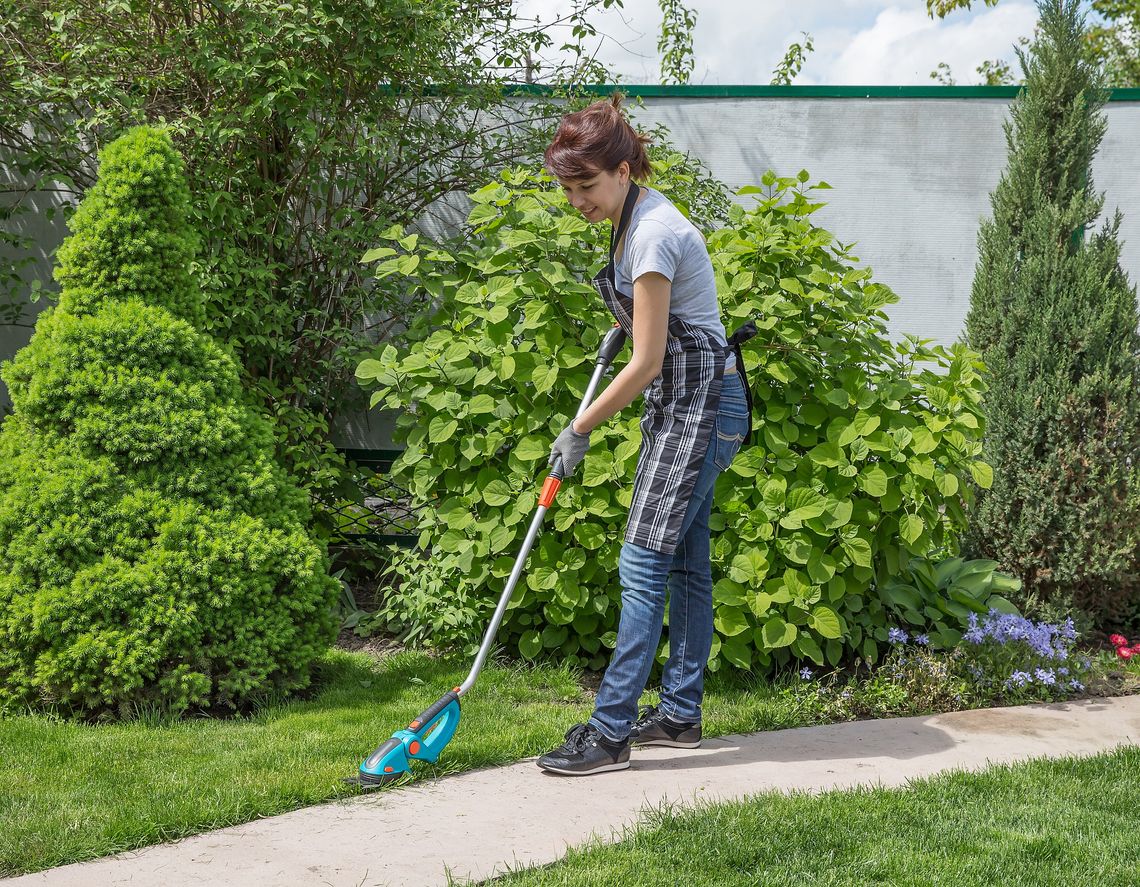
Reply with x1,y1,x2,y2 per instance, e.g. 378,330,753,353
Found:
548,421,591,477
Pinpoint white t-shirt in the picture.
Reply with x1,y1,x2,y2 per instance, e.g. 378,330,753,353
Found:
615,186,728,348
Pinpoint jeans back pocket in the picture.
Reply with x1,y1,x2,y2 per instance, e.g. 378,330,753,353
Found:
713,411,748,471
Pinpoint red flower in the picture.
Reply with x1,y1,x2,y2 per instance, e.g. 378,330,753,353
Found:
1117,647,1134,660
1109,634,1129,646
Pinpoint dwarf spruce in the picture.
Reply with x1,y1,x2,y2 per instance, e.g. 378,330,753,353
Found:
0,126,340,719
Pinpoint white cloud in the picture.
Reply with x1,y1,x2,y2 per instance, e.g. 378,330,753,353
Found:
514,0,1071,86
816,3,1040,85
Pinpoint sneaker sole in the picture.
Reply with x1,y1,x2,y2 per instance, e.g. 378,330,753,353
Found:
537,759,631,776
631,738,702,749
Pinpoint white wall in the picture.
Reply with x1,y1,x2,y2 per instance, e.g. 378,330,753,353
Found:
621,95,1140,347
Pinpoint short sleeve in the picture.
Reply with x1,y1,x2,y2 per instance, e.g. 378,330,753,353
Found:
625,220,683,284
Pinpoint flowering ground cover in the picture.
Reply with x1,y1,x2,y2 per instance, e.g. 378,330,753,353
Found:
1108,632,1140,661
776,610,1138,725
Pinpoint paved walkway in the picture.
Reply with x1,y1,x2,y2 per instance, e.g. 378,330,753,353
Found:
10,695,1140,887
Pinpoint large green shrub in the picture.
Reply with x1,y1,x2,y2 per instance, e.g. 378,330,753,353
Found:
0,126,340,718
964,0,1140,627
356,166,995,674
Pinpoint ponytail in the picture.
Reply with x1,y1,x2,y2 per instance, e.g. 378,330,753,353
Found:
544,92,654,181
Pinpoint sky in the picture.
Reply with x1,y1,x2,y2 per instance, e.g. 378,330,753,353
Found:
514,0,1103,85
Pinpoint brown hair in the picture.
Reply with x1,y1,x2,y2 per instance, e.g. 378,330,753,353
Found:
544,92,654,182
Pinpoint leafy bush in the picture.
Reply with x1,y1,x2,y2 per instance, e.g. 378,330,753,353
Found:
364,546,492,653
356,165,991,674
0,126,340,719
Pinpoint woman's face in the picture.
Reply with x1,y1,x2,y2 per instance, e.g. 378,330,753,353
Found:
558,162,630,225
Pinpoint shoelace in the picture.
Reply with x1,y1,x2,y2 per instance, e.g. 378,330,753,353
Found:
559,723,599,752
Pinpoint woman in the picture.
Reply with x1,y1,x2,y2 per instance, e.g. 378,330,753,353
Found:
537,94,754,776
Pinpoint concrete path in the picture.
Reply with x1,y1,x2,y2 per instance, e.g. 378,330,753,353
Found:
10,695,1140,887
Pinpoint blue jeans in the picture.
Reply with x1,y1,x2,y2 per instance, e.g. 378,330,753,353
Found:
588,367,750,742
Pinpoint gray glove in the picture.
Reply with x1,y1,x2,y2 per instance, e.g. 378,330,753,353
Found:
548,422,591,477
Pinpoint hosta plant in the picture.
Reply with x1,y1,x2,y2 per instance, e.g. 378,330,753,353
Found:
877,556,1023,648
356,166,991,674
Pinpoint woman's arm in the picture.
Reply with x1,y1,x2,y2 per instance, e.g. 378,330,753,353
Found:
571,271,670,434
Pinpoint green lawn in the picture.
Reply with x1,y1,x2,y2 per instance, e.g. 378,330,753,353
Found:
1,645,1135,878
0,648,802,877
483,745,1140,886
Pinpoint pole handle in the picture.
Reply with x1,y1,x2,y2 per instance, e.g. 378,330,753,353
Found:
457,326,626,697
540,327,622,505
596,324,628,368
407,690,460,734
539,457,564,507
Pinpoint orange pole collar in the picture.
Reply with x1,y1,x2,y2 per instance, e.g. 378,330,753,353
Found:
538,475,561,508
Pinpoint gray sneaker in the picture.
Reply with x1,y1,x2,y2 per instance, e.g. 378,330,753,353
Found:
629,704,702,748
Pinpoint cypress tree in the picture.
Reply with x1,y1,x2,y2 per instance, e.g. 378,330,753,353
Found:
0,127,340,718
965,0,1140,628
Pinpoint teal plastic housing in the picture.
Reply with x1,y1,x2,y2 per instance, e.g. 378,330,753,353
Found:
359,696,462,781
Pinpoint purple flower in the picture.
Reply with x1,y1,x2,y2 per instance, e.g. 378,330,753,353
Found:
962,611,1079,661
963,613,985,644
1035,668,1056,686
915,633,930,645
1004,670,1032,688
888,627,909,645
800,667,814,679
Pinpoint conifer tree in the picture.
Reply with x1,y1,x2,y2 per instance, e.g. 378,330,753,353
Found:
965,0,1140,627
0,126,340,718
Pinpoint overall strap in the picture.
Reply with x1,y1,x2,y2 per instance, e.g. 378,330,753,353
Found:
608,182,641,268
726,319,758,446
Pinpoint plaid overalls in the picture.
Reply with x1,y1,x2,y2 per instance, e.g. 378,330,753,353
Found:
592,183,737,556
